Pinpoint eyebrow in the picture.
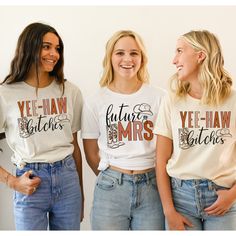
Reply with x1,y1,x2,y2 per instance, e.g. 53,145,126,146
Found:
42,41,60,47
176,47,183,51
113,49,140,52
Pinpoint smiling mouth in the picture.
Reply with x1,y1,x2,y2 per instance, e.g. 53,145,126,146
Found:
177,66,183,71
43,58,57,64
120,65,134,69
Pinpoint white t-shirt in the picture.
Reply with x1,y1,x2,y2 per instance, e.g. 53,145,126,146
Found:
0,80,83,167
81,84,166,170
154,91,236,188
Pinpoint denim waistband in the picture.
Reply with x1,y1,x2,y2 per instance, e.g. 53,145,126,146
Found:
103,167,155,184
18,154,73,170
171,177,216,190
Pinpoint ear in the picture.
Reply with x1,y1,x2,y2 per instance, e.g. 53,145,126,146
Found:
197,51,206,63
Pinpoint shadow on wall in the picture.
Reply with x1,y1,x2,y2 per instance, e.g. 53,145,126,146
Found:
0,133,6,152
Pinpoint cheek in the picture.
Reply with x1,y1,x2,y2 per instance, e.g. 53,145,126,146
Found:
136,58,142,69
111,57,119,68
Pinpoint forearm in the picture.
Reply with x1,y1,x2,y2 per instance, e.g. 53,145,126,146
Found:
86,154,100,176
73,148,84,195
72,134,84,201
156,163,175,216
83,139,100,176
0,166,11,186
156,135,176,216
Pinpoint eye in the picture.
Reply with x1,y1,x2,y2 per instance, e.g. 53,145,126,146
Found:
177,48,183,54
56,47,61,52
130,51,139,56
115,51,124,56
42,44,50,50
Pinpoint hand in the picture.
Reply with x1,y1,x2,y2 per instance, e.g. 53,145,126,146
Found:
80,200,84,222
166,209,193,230
204,189,234,216
8,170,41,195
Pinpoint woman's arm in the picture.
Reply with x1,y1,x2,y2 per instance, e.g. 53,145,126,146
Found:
83,139,100,176
156,135,192,230
72,132,84,221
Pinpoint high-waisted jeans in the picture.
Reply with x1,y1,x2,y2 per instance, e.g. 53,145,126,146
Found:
14,154,82,230
91,168,165,230
169,177,236,230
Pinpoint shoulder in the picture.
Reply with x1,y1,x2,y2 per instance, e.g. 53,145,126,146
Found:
224,89,236,106
83,87,108,111
85,87,107,101
230,89,236,97
143,84,167,97
142,83,167,98
64,80,82,95
0,82,25,95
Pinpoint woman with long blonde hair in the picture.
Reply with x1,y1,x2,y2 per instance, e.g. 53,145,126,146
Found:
155,30,236,230
82,30,165,230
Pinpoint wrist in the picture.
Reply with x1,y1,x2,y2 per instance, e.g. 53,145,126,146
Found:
164,207,177,217
6,174,15,189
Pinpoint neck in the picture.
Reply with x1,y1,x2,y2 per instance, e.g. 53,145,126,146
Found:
188,82,203,99
109,78,142,94
25,68,53,88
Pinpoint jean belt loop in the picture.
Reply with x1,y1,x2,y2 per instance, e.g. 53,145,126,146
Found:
145,172,150,185
36,163,39,171
175,178,182,187
118,173,123,185
208,180,213,191
62,158,65,166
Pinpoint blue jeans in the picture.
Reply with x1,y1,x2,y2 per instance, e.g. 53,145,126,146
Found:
170,177,236,230
14,155,82,230
91,168,165,230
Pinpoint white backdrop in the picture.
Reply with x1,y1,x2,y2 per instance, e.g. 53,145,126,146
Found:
0,5,236,230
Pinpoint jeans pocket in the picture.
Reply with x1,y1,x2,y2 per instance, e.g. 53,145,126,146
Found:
96,172,117,191
212,183,229,193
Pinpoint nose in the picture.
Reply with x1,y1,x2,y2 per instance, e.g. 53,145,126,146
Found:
172,55,177,65
49,48,58,57
123,54,132,62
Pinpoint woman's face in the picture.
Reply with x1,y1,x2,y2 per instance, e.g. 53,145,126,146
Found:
39,32,60,73
111,36,142,81
172,37,201,82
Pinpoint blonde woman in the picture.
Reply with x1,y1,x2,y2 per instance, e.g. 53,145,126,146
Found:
82,30,165,230
154,30,236,230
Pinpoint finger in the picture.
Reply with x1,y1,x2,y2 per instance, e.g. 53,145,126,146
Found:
218,210,227,216
23,170,33,178
206,208,224,215
182,217,193,227
30,176,41,184
204,203,219,211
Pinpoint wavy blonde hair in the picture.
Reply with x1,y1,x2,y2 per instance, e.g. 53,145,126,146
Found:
171,30,232,106
99,30,149,87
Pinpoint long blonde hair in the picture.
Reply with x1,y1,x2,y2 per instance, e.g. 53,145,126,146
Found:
171,30,232,106
99,30,149,87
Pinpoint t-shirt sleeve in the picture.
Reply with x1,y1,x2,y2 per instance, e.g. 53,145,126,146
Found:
81,99,99,139
71,88,83,133
153,93,173,139
0,93,6,133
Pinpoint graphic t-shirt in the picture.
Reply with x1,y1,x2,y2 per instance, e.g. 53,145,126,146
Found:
0,80,82,167
154,91,236,188
81,84,166,170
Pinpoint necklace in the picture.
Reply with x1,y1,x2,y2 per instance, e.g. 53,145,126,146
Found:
111,80,141,94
